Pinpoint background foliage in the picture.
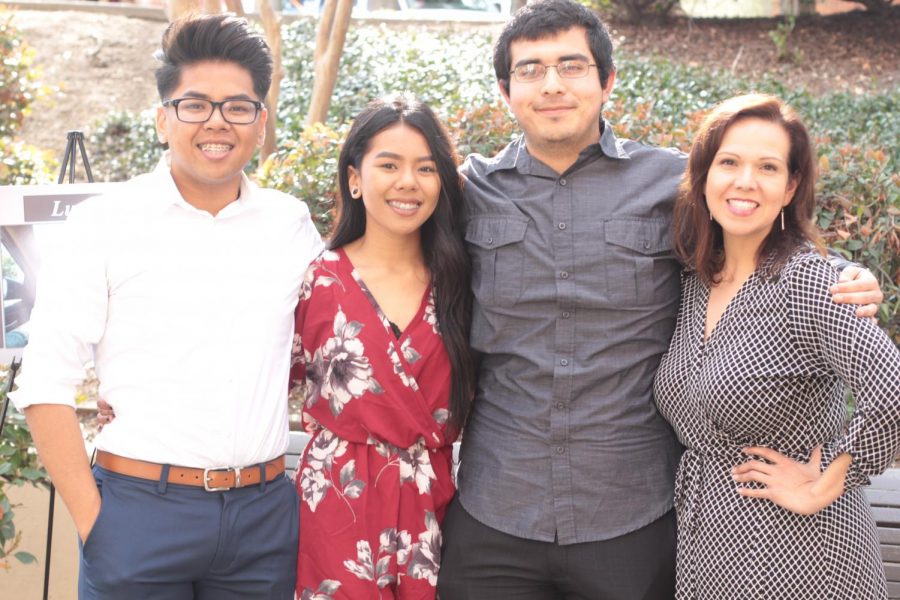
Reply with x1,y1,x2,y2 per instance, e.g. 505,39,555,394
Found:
84,21,899,341
0,365,49,571
0,11,54,185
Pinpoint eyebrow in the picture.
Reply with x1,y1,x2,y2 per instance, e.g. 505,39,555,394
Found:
374,151,435,162
716,150,787,163
178,91,257,102
512,53,590,69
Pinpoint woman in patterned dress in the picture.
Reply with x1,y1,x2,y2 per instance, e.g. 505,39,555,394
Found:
654,93,900,599
291,95,475,599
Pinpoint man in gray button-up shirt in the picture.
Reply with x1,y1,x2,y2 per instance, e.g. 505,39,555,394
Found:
437,1,882,599
436,4,685,598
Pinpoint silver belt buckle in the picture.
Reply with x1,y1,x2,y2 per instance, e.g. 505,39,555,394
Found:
203,466,240,492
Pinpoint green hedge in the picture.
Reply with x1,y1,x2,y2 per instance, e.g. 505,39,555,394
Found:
85,21,898,342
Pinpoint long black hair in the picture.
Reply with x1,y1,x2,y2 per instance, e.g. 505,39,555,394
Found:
330,95,476,432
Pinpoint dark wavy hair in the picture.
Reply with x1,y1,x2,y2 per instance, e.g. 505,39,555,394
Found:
493,0,615,96
330,95,476,432
673,93,823,284
155,13,272,102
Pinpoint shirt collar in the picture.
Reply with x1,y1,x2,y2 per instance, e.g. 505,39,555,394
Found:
481,118,631,177
151,151,255,217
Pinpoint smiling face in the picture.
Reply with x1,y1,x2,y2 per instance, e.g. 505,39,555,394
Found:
156,60,267,210
347,124,441,243
705,117,798,252
501,26,614,169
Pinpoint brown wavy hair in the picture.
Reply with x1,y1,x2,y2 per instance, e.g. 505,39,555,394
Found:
673,93,824,285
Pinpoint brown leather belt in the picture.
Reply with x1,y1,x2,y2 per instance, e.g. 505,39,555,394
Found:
95,450,285,492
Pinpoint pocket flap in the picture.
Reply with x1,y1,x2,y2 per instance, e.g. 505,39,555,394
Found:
604,218,672,254
465,216,528,250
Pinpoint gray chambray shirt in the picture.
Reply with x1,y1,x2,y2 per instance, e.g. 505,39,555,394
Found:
457,122,687,544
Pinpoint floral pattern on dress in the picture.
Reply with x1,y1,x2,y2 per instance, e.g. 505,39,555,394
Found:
299,579,341,600
343,511,442,590
304,305,383,417
294,248,456,600
423,296,439,335
370,435,437,495
299,429,366,515
387,342,420,392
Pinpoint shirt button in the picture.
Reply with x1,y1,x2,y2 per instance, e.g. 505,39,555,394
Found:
558,222,567,230
487,237,493,245
560,271,569,279
556,446,566,454
560,359,568,366
559,178,567,186
562,311,570,319
555,402,565,410
643,240,651,249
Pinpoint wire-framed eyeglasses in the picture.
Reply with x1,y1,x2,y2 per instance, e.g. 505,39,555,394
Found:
162,97,263,125
511,60,597,83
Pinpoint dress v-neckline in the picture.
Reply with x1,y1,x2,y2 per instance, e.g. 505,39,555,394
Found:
698,271,760,345
337,247,431,343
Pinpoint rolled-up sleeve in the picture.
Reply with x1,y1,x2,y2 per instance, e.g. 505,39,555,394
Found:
11,200,110,410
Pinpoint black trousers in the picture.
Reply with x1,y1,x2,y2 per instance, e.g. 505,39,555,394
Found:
437,496,676,600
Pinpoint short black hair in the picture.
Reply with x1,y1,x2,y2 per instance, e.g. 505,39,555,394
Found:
494,0,614,95
155,13,272,102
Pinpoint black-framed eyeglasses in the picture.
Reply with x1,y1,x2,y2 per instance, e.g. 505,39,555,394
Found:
162,97,263,125
511,60,597,83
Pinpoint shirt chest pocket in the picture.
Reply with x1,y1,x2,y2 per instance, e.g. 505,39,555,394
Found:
602,217,678,306
465,216,528,307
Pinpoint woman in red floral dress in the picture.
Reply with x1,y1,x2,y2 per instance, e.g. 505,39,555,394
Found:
291,95,476,600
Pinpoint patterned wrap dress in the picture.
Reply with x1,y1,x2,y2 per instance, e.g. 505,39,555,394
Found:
291,248,457,600
654,251,900,599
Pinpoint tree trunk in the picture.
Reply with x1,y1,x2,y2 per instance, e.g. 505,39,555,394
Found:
258,0,282,161
224,0,245,15
305,0,354,126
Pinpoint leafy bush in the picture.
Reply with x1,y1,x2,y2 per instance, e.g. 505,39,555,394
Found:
0,137,54,185
0,10,56,185
0,365,49,570
87,109,161,182
0,12,45,139
257,121,347,233
279,20,498,133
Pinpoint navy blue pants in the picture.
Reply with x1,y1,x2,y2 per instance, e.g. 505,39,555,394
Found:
78,465,299,599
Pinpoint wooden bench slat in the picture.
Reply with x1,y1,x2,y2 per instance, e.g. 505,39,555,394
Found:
873,506,900,526
871,477,900,496
879,528,900,545
868,489,900,506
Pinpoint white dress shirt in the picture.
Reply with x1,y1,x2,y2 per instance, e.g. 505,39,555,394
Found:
11,156,324,468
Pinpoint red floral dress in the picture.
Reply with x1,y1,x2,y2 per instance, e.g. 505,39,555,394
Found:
291,248,457,600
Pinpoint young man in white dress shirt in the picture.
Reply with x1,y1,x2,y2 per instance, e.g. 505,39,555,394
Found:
12,14,323,599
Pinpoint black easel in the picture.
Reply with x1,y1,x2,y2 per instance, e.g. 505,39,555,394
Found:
58,130,94,184
34,130,95,600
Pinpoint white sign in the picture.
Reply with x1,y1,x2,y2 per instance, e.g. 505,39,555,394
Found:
0,183,125,360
